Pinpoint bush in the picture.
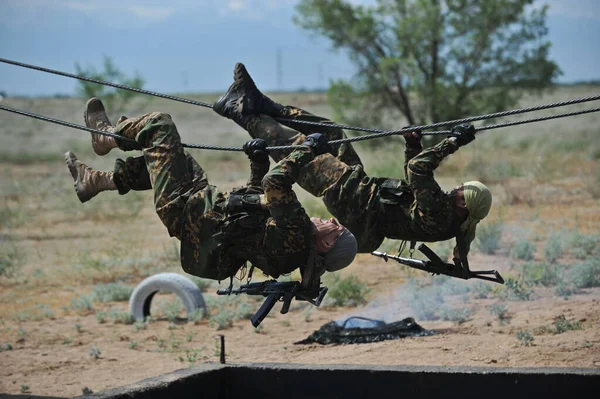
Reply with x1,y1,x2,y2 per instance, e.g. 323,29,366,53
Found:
488,303,510,324
554,282,579,299
438,306,473,323
519,262,559,287
92,282,133,303
498,276,532,301
71,295,94,314
510,240,536,261
475,220,503,255
553,315,582,334
0,239,24,277
108,309,135,325
543,232,564,263
570,259,600,288
88,346,101,359
209,309,235,330
472,281,493,299
516,330,534,346
409,285,444,321
569,233,600,257
324,274,370,307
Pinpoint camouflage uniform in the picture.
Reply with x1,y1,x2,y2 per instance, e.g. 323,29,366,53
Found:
246,106,461,253
111,112,314,280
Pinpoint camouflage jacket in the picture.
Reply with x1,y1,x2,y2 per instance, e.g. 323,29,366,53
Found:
180,150,314,281
311,137,462,253
379,137,459,243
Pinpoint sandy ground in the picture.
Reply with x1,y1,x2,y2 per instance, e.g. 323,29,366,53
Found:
1,250,599,397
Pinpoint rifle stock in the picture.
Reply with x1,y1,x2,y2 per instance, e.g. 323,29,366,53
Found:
372,244,504,284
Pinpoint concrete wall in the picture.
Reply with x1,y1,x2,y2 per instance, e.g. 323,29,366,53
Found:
75,363,600,399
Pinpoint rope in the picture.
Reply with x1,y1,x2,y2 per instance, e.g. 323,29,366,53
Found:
2,104,598,151
329,107,600,143
2,57,599,138
0,57,214,109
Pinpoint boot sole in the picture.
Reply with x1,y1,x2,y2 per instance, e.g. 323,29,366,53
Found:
64,151,93,203
84,97,114,156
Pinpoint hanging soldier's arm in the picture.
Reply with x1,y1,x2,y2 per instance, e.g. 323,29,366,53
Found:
407,138,459,188
403,131,423,179
261,148,315,252
262,148,315,215
246,158,270,188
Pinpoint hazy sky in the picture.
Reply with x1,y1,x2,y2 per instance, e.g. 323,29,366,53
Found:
0,0,599,96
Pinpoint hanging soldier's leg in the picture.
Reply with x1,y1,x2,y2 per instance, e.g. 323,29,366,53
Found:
213,63,363,166
109,108,210,238
84,98,142,155
275,106,363,167
64,151,118,203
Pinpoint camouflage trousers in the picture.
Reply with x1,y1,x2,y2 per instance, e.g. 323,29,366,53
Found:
247,107,384,253
111,112,212,239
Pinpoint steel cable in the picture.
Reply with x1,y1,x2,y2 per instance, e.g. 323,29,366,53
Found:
2,104,598,152
2,57,599,139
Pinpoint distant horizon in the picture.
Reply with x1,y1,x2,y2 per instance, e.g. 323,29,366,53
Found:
1,1,599,97
1,80,599,99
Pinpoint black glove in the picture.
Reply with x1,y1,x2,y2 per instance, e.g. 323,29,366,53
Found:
449,124,476,146
301,133,332,156
243,138,269,164
402,125,422,144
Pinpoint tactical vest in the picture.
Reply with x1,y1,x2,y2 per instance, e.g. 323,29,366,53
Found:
213,188,284,279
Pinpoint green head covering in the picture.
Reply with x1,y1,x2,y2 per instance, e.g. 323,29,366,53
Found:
460,181,492,251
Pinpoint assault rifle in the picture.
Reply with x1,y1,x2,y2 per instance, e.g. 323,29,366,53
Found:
372,243,504,284
217,280,328,327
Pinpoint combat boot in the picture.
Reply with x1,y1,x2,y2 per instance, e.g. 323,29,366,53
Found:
213,63,284,128
65,151,117,203
84,97,118,155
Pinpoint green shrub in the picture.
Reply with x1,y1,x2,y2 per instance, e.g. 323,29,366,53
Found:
498,276,532,301
570,259,600,288
209,309,235,330
543,232,563,263
554,282,579,299
92,282,133,303
71,295,94,314
488,303,510,324
516,330,534,346
553,315,582,334
95,311,107,324
472,281,493,299
108,309,135,325
519,262,559,287
569,233,600,256
188,309,205,324
510,240,536,261
409,285,444,321
433,276,470,295
160,298,184,322
88,346,101,359
438,306,473,323
324,274,370,307
475,221,503,255
0,240,24,277
0,343,13,352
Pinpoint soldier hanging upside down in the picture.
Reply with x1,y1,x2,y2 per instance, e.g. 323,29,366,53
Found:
64,98,357,289
212,63,493,268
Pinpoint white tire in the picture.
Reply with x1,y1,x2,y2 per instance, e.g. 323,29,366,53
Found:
129,273,207,321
